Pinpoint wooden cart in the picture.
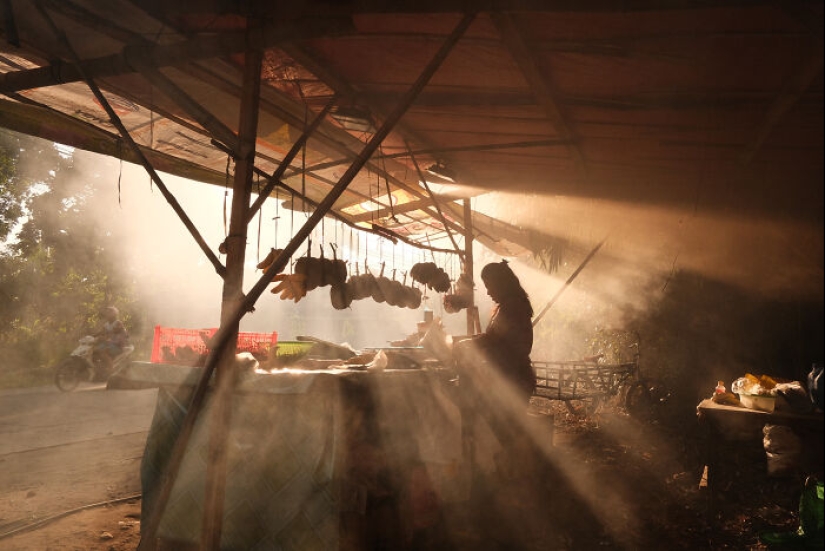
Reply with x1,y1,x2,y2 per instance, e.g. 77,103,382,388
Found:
532,358,664,417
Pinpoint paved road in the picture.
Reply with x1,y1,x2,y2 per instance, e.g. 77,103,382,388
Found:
0,385,158,455
0,386,158,536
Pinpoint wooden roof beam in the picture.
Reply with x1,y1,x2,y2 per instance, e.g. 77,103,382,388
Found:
278,40,483,208
350,196,457,223
0,15,354,94
302,138,569,174
135,0,789,19
490,12,585,167
31,2,227,279
739,39,824,165
182,57,434,208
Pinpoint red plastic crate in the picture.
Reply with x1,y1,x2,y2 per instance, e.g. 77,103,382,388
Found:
150,325,278,364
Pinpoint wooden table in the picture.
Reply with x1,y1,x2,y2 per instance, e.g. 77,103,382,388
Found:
696,399,823,514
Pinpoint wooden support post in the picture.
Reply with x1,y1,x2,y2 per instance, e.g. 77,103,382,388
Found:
200,21,264,551
463,199,477,336
460,197,479,495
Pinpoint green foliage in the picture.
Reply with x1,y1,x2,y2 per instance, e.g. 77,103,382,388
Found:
584,326,639,365
0,130,141,384
0,130,56,242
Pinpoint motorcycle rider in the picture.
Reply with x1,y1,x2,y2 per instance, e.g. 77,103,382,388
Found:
94,306,129,374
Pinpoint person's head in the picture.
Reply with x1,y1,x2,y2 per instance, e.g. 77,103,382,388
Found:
480,260,529,308
100,306,119,322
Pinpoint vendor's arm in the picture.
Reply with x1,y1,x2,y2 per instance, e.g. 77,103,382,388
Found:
484,302,533,358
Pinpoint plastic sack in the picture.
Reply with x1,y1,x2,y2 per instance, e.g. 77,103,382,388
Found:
775,381,814,413
763,424,803,477
731,375,758,395
421,319,453,363
367,349,388,372
731,373,776,397
809,363,823,411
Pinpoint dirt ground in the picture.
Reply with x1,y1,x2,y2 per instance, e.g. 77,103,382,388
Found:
0,499,142,551
0,393,817,550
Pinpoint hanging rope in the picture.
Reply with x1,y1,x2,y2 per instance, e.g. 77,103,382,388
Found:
116,158,123,207
301,104,308,217
255,173,262,265
223,155,230,240
274,186,280,250
379,146,397,223
290,189,295,273
372,163,379,225
348,225,353,262
321,213,325,247
149,85,155,151
425,233,437,263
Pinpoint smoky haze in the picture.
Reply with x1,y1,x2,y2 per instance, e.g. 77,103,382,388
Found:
478,192,824,302
81,154,468,349
473,190,824,402
61,147,824,396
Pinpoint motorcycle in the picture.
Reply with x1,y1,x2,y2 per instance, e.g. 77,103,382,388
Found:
54,335,135,392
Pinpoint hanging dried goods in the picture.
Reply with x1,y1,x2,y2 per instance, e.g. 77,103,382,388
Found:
443,272,474,312
410,261,452,293
330,283,352,310
292,253,348,293
257,248,285,271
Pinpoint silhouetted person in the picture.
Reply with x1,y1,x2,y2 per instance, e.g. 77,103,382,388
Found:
453,261,536,480
94,306,129,374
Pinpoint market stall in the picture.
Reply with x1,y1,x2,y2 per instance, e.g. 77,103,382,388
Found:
4,2,822,549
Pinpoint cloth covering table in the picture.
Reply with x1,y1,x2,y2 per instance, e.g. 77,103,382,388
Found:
124,363,463,550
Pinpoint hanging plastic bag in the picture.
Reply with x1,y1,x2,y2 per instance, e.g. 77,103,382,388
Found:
367,349,388,372
808,363,823,411
763,424,803,477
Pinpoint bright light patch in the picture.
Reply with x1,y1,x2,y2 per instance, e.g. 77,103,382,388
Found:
54,143,74,159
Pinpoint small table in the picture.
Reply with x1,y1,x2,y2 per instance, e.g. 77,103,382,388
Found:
696,399,823,514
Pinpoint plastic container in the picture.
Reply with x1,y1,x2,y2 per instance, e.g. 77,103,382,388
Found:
738,393,776,413
275,341,315,357
150,326,278,364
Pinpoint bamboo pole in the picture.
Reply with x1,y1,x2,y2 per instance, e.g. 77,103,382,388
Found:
532,238,606,328
199,20,264,551
463,199,477,336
